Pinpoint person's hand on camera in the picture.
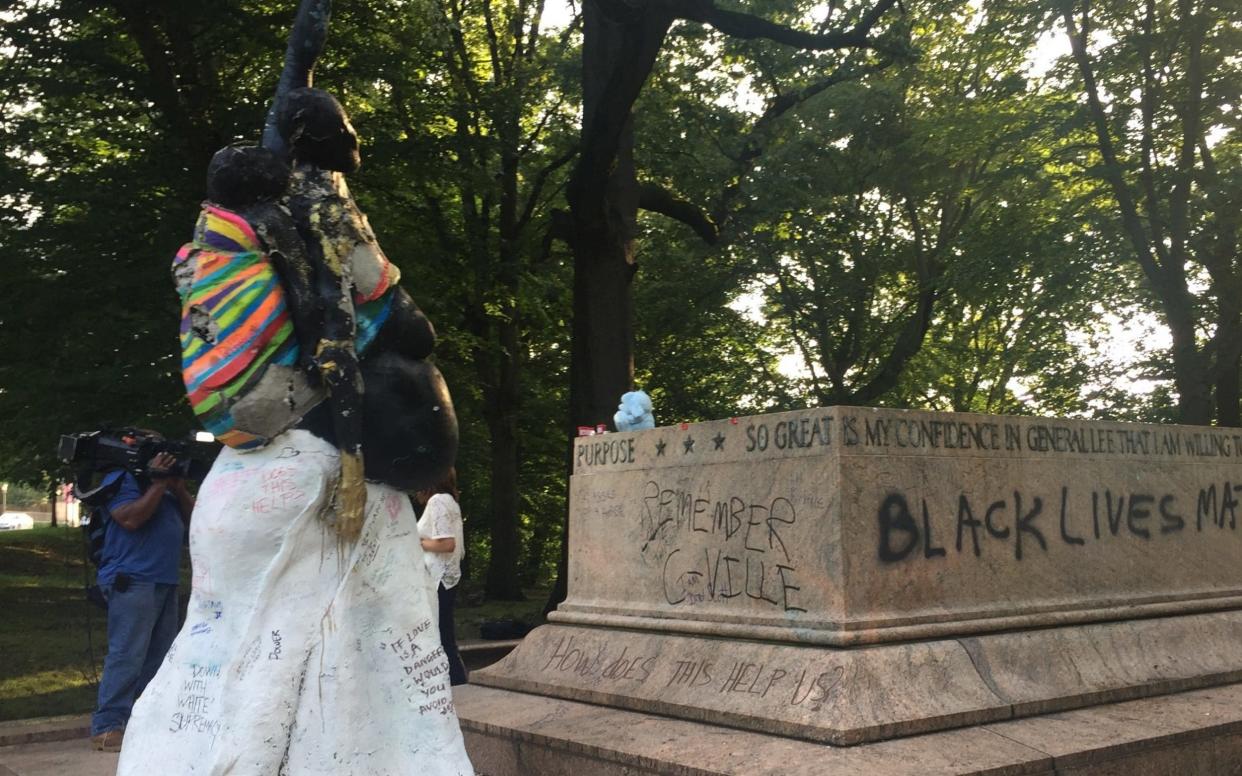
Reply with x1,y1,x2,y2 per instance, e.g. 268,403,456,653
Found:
147,452,180,484
149,451,195,522
149,453,191,497
112,451,194,531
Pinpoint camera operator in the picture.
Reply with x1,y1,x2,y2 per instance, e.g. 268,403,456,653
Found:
90,451,194,753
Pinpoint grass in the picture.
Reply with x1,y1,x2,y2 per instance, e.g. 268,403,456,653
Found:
0,526,546,722
454,584,549,639
0,526,101,721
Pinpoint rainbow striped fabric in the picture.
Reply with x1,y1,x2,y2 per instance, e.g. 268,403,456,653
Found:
174,205,397,450
174,205,298,450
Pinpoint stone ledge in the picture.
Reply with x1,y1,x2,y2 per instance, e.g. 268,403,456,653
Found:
460,638,522,671
549,591,1242,646
457,682,1242,775
473,612,1242,745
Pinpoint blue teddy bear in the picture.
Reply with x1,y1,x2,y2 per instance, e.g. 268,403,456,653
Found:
614,391,655,431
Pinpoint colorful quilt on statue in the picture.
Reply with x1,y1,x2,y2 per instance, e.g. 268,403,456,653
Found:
173,204,395,450
174,205,298,450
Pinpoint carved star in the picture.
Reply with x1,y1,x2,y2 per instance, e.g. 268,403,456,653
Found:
683,436,695,454
655,439,667,456
712,432,726,451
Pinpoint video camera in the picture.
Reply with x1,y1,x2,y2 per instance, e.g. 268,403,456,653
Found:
58,428,217,504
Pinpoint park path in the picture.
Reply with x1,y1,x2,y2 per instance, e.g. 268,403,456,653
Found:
0,737,116,776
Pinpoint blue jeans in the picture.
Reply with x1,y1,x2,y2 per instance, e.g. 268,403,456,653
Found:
91,581,179,735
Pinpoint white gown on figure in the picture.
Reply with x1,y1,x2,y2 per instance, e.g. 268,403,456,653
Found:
116,430,475,775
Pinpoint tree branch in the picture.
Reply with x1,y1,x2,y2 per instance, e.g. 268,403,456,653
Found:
1061,1,1162,281
767,270,828,403
711,59,875,230
1166,0,1206,263
671,0,899,52
517,147,579,233
637,182,719,244
482,0,506,83
1137,0,1170,267
109,2,193,138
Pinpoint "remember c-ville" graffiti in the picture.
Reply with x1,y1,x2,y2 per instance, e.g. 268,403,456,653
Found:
640,480,806,613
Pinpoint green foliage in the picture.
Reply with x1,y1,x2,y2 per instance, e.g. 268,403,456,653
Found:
1,482,49,511
626,0,1216,423
634,225,795,421
0,2,287,485
1037,0,1242,424
0,0,580,597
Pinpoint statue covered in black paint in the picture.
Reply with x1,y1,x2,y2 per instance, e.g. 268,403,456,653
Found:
174,74,456,538
177,127,457,536
275,86,458,498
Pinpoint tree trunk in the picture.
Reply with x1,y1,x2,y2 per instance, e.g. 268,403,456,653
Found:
483,349,524,599
1203,182,1242,427
548,0,672,613
1062,3,1216,426
482,242,524,601
566,0,668,428
1212,306,1242,428
484,106,528,599
1160,277,1213,425
567,160,638,431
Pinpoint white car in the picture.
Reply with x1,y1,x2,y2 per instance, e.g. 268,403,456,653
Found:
0,513,34,530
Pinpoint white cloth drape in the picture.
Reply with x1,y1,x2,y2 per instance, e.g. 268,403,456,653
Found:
116,430,474,775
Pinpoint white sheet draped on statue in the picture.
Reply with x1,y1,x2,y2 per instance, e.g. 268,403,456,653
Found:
116,430,474,775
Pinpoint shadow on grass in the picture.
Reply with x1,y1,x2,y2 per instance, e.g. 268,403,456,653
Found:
0,683,98,723
454,585,550,640
0,526,103,721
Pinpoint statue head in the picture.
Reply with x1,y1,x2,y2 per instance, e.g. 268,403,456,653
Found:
206,145,290,209
277,87,361,173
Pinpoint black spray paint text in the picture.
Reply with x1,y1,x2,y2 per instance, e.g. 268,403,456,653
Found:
877,481,1242,563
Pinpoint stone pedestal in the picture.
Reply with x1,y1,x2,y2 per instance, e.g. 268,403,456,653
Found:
463,407,1242,766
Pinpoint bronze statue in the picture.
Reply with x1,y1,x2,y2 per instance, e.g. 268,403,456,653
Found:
277,86,458,526
174,0,456,538
125,5,474,773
